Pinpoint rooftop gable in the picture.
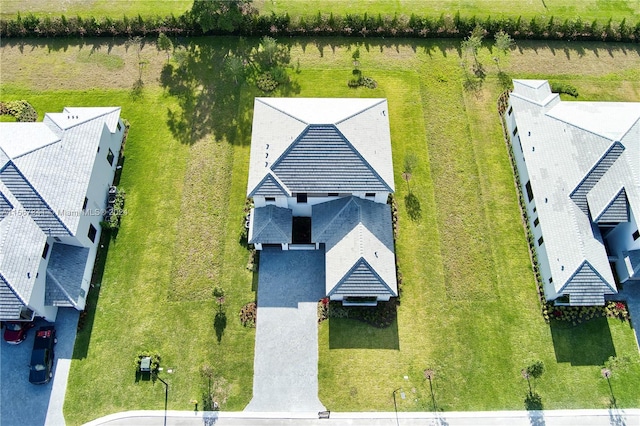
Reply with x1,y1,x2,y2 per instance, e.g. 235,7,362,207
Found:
328,258,396,298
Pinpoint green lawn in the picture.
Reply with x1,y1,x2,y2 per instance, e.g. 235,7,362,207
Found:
1,35,640,423
1,0,638,21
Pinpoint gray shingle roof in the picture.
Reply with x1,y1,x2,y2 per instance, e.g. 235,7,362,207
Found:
0,107,122,317
569,142,625,216
249,205,292,244
510,80,640,304
271,125,391,193
249,173,289,197
594,188,629,223
0,162,71,236
247,98,395,197
0,274,26,319
45,243,89,308
0,192,12,221
328,258,396,297
312,196,397,297
558,261,616,306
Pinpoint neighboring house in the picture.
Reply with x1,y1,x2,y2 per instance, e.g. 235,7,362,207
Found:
505,80,640,306
0,107,125,322
247,98,397,305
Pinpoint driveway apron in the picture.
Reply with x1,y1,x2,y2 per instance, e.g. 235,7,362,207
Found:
245,248,326,412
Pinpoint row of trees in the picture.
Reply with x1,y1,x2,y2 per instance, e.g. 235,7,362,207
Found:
2,1,639,42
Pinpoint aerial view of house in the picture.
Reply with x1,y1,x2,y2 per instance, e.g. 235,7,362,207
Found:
0,107,125,322
505,80,640,306
247,97,397,305
1,2,640,424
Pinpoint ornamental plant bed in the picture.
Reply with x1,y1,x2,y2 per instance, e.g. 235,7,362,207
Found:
318,298,397,328
543,300,631,326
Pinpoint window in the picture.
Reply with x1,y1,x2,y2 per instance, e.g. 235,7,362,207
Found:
117,122,122,131
107,148,115,166
507,106,513,116
533,217,539,227
83,197,88,210
265,197,276,202
296,193,307,203
525,181,534,202
512,127,518,137
88,224,97,243
42,242,50,259
328,193,339,197
97,146,100,153
538,236,544,246
633,230,640,241
365,192,375,198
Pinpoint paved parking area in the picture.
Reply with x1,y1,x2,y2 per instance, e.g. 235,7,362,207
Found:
245,248,326,413
0,309,78,426
617,282,640,350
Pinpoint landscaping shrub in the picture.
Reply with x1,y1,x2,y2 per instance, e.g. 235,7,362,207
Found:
550,82,579,97
256,72,278,92
0,100,37,122
322,299,398,328
239,301,256,327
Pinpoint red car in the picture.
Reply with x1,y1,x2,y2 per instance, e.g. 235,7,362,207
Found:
3,321,35,344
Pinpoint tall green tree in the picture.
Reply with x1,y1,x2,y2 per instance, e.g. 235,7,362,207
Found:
190,0,256,34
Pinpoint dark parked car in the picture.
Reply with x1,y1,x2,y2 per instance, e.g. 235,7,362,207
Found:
29,326,56,384
3,321,34,344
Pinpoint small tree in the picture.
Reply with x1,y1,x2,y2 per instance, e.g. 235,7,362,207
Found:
523,360,545,394
157,32,173,62
225,55,246,85
461,26,484,65
493,30,514,71
402,153,418,192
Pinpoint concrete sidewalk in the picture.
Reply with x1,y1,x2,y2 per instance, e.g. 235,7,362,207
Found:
85,409,640,426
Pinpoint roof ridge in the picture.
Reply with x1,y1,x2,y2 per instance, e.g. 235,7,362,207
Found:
255,98,308,125
10,138,61,160
334,99,386,125
0,161,72,236
45,107,120,132
331,125,393,192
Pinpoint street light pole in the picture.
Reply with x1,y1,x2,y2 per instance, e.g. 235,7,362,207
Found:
152,372,169,426
392,388,401,426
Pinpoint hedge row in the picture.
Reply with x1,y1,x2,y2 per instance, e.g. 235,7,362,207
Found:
1,11,639,42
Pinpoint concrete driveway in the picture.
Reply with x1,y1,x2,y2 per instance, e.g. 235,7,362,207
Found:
617,282,640,350
0,309,78,426
245,248,326,413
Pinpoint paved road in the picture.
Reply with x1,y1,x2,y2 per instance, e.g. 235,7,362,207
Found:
85,408,640,426
244,248,326,413
0,309,78,426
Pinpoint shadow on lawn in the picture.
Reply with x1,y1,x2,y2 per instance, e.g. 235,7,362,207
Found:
72,230,112,359
329,317,399,350
160,37,300,146
550,316,616,366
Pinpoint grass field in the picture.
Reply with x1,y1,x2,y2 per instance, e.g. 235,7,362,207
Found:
1,0,639,21
1,35,640,422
